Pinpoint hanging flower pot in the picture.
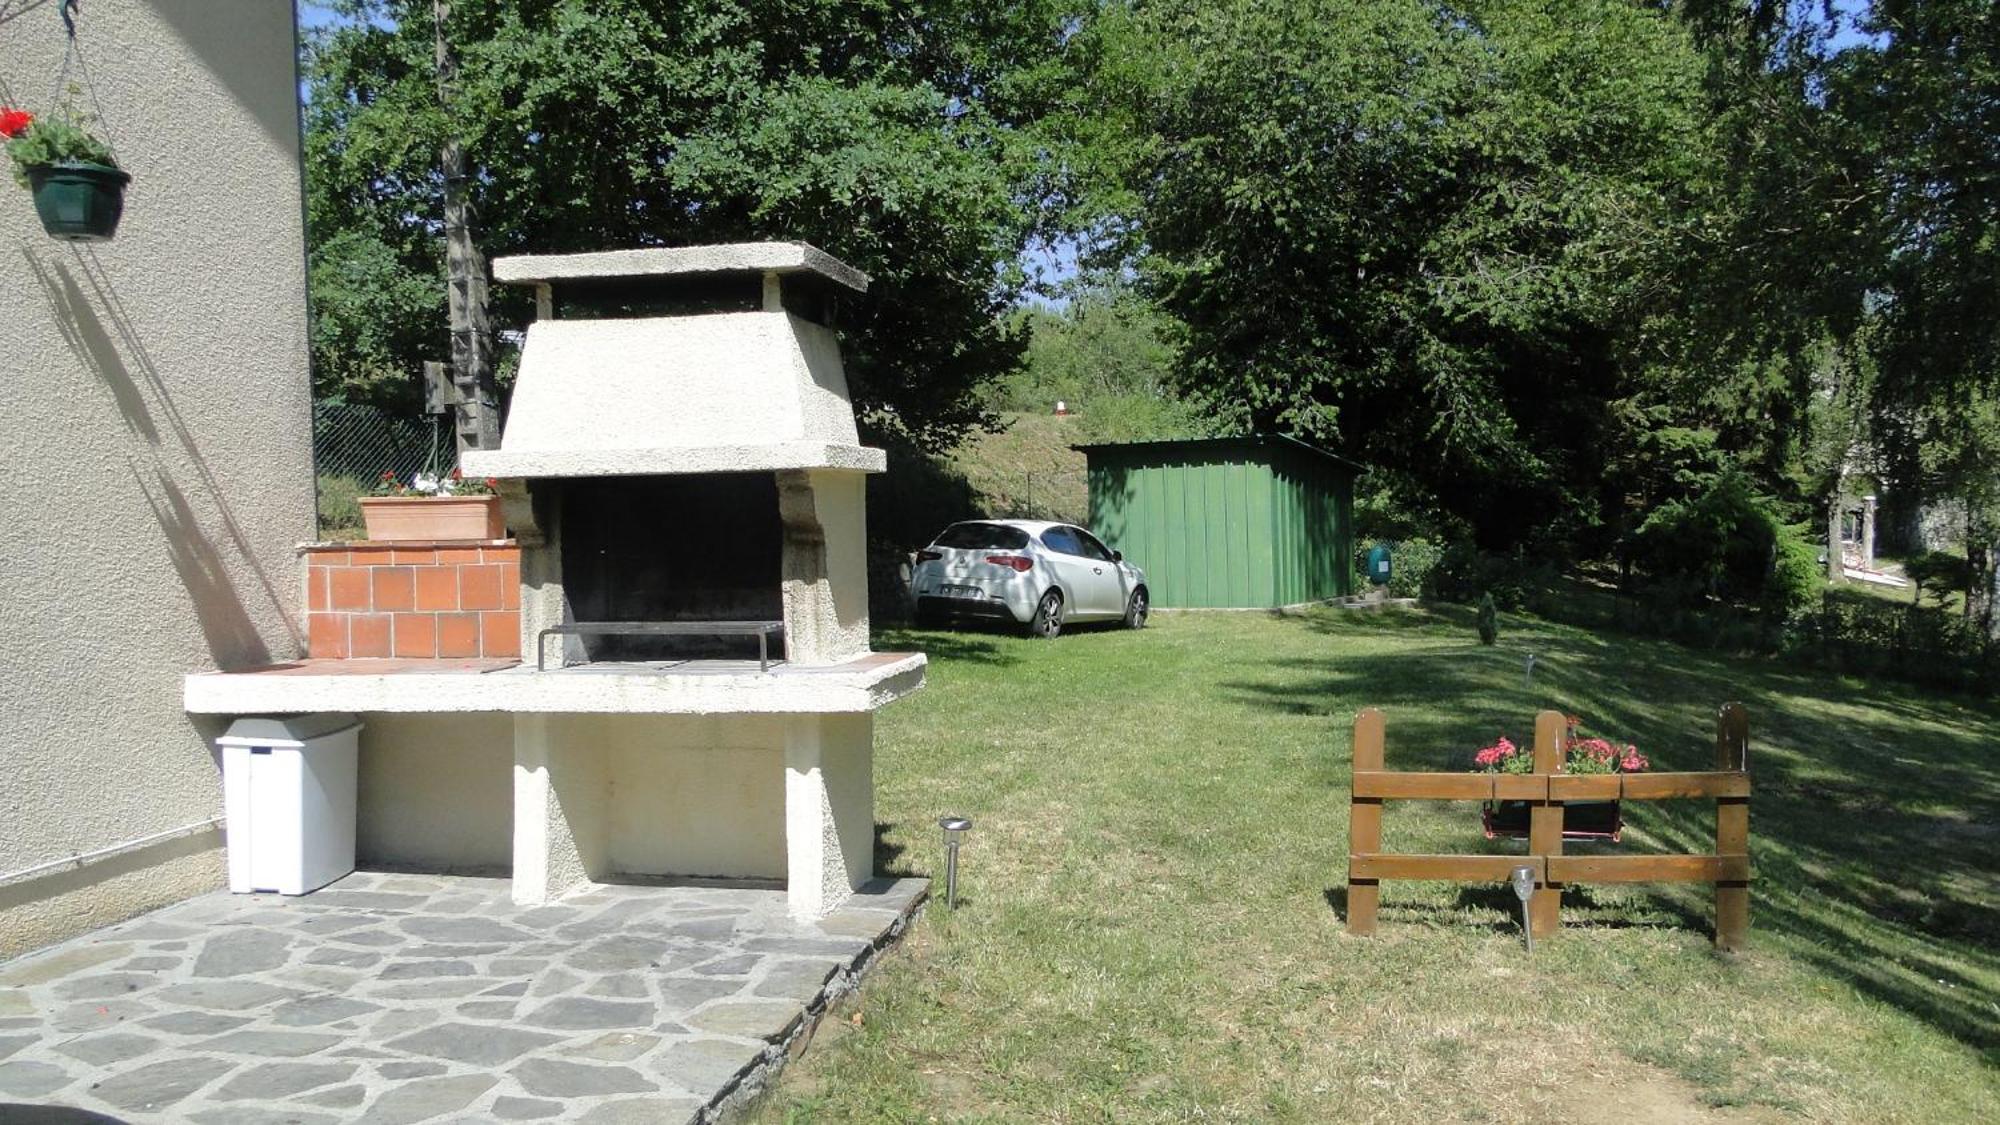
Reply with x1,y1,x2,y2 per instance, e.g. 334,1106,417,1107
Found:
4,104,129,242
25,159,128,241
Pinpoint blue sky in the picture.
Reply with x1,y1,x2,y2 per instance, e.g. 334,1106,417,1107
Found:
1824,0,1887,52
297,2,341,32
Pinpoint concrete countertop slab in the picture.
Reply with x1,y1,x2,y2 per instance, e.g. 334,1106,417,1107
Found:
184,653,926,716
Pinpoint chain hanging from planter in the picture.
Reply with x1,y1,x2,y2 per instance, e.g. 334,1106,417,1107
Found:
0,0,130,241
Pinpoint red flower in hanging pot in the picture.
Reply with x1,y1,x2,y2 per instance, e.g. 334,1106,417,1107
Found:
0,107,33,139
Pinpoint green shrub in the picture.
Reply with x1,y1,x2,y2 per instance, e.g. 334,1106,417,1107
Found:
316,474,366,541
1425,544,1552,609
1352,475,1468,544
1904,550,1968,607
1072,392,1224,443
1475,593,1498,645
1627,471,1814,613
1766,521,1824,612
1357,537,1443,599
1783,592,2000,693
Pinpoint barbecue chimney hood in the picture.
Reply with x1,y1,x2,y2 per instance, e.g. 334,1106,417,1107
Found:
461,242,885,480
462,241,888,670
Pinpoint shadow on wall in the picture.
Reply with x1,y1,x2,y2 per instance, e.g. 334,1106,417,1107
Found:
0,0,302,157
22,246,300,668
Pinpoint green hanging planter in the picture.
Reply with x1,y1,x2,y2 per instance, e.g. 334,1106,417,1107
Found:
25,160,129,241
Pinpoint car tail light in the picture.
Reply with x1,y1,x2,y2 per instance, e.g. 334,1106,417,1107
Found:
985,554,1033,573
916,549,943,563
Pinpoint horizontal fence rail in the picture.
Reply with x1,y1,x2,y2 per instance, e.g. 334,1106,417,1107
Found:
1345,702,1751,950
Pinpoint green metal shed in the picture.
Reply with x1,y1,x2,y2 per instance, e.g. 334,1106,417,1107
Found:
1076,435,1361,609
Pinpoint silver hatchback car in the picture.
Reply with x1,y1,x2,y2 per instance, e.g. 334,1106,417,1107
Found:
911,519,1150,638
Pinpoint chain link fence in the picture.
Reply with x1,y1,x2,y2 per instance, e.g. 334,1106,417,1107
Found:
313,401,449,482
312,401,452,538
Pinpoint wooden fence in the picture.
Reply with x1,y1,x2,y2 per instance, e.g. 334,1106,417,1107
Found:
1346,703,1751,950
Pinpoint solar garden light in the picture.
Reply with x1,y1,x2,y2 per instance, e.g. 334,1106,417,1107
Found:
1524,652,1536,689
938,816,972,909
1509,865,1537,953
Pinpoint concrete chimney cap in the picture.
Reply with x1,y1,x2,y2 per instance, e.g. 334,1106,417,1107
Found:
491,241,869,294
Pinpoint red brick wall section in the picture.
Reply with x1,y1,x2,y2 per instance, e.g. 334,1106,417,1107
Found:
304,542,521,660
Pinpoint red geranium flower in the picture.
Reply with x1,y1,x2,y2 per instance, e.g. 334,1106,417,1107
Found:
0,107,33,139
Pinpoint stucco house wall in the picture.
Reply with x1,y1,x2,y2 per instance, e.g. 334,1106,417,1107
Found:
0,1,313,957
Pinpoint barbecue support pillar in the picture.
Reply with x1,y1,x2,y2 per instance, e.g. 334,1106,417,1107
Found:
512,714,610,905
508,483,586,667
778,469,872,665
783,713,875,919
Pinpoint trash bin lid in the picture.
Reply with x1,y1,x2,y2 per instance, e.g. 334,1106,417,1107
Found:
215,713,362,748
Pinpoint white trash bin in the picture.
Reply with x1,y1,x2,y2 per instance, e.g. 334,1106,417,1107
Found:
217,714,362,895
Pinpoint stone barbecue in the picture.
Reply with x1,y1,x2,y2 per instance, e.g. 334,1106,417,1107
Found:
185,243,925,923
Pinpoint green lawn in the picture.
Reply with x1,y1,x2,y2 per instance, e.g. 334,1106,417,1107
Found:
752,607,1999,1123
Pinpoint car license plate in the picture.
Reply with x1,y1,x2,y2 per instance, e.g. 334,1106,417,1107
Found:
941,584,982,599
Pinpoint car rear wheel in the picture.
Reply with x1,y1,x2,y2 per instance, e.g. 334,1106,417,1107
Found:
1027,590,1062,639
1123,588,1149,629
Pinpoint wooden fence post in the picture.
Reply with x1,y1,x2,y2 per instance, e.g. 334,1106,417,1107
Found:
1528,709,1567,937
1714,701,1750,951
1347,708,1386,935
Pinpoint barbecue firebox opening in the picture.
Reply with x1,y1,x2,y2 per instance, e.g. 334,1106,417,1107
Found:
560,474,784,664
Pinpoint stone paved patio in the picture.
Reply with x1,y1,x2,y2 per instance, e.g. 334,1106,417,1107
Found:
0,872,926,1123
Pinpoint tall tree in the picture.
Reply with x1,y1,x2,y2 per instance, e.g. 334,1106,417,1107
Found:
303,0,1089,451
1641,8,1888,577
1096,0,1715,548
1854,0,2000,629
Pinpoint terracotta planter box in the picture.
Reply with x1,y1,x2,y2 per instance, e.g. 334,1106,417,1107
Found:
358,496,504,542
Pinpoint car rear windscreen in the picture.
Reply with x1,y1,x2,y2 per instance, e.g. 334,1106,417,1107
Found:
933,522,1030,550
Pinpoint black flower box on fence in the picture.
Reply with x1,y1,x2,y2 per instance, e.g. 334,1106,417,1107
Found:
1481,799,1623,842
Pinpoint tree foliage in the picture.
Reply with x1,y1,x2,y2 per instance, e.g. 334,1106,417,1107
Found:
1094,0,1715,548
994,274,1224,441
301,0,2000,630
303,0,1088,450
1069,0,1999,630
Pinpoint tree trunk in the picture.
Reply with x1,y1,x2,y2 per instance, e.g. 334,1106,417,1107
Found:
1825,493,1844,582
1971,538,1999,639
435,0,499,453
1966,508,1980,620
1987,545,2000,640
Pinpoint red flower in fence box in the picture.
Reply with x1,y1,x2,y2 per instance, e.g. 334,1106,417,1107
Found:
1471,719,1648,840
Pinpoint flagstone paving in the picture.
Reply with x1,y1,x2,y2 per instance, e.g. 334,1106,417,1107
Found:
0,872,926,1123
